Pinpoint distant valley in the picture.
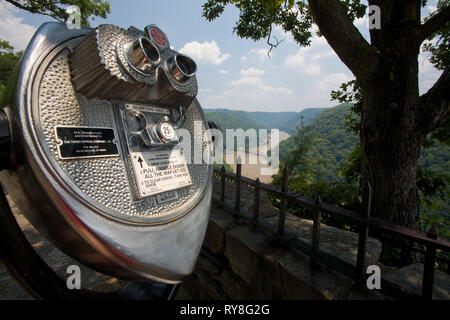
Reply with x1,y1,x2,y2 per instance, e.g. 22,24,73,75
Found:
203,103,449,219
203,104,449,181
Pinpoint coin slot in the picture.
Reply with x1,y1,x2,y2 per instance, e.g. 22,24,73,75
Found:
126,111,147,133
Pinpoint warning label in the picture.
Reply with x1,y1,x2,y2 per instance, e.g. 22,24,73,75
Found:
130,149,192,198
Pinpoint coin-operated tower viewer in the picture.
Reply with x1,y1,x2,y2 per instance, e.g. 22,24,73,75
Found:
0,22,216,298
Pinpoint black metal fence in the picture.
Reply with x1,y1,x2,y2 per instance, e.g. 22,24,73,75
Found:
213,164,450,300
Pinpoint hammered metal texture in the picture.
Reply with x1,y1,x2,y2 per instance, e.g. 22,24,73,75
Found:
70,24,198,105
38,49,210,222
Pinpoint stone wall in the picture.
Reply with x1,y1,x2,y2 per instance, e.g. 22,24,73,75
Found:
2,170,448,300
176,178,450,300
176,176,386,300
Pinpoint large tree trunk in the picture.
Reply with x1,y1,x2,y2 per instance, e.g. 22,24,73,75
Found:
309,0,449,230
360,47,422,229
359,0,424,229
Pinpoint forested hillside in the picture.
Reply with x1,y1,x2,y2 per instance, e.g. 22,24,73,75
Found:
279,104,358,181
206,103,449,232
279,103,450,183
203,109,267,132
203,107,325,133
278,103,449,227
205,105,449,184
279,108,326,134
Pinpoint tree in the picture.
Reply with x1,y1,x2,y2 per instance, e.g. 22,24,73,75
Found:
332,76,450,239
2,0,110,26
272,117,317,188
202,0,450,229
0,41,22,103
0,1,110,100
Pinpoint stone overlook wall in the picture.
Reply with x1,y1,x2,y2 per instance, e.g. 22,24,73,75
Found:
177,178,450,300
1,171,448,300
177,178,386,299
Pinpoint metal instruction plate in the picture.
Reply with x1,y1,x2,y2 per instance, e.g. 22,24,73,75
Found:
125,103,170,115
55,126,119,159
130,149,192,198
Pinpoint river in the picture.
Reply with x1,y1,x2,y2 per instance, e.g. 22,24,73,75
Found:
220,131,291,184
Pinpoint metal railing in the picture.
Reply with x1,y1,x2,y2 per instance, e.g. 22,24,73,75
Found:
213,165,450,300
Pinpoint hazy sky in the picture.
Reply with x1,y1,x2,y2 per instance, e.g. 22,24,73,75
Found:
0,0,442,112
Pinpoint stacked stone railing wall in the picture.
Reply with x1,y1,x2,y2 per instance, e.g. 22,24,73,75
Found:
176,177,450,300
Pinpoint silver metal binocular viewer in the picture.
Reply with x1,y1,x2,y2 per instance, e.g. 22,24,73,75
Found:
0,21,214,292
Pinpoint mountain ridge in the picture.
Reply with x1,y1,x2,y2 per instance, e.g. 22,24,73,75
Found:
204,104,449,182
203,107,326,134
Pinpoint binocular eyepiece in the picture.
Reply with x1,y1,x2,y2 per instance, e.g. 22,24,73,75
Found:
125,25,197,85
127,36,161,74
167,54,197,83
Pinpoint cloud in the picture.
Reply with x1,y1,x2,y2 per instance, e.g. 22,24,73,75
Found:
354,15,367,27
286,49,321,75
315,72,352,91
285,34,334,76
273,25,296,44
202,83,293,111
250,48,271,62
179,40,230,65
418,44,442,95
0,4,36,50
230,76,262,87
240,67,265,77
240,56,247,61
230,75,292,95
426,4,437,13
261,84,293,95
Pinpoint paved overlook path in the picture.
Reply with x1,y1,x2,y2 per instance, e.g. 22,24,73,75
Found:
0,194,128,300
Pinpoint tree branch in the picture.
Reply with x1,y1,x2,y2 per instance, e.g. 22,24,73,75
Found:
266,25,283,58
418,5,450,43
417,68,450,135
307,0,378,80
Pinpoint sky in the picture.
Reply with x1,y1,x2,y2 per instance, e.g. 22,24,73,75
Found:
0,0,442,112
